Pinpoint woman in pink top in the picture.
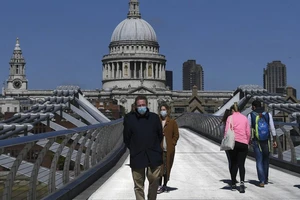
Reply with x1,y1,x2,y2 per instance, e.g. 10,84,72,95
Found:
225,102,250,193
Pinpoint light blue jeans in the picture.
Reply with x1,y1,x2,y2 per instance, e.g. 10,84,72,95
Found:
252,140,269,183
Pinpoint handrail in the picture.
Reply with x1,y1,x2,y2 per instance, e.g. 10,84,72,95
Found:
0,118,124,200
176,112,300,174
0,119,123,148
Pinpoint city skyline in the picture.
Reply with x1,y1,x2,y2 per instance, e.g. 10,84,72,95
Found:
0,0,299,95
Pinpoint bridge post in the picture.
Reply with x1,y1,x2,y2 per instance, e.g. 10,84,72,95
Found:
2,142,35,200
28,138,55,199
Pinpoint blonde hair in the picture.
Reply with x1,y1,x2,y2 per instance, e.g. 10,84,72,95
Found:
230,102,239,112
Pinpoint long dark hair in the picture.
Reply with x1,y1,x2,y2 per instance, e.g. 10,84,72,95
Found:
221,109,231,124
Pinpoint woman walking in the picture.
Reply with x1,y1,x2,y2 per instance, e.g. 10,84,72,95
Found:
224,102,250,193
220,109,235,175
157,103,179,194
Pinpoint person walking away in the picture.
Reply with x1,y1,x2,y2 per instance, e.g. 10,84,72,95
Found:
123,95,163,200
157,103,179,194
225,102,250,193
220,109,237,183
248,100,277,187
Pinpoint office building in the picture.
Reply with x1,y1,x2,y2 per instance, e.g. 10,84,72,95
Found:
166,70,173,90
263,61,287,93
182,60,204,90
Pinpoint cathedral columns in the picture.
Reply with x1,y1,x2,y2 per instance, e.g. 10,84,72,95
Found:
107,63,110,79
134,62,137,78
162,64,165,79
159,63,162,79
140,62,143,78
109,63,113,78
116,62,120,78
118,62,123,78
105,64,108,79
102,60,166,81
112,62,115,79
155,63,158,79
151,63,154,78
146,62,149,78
102,65,105,80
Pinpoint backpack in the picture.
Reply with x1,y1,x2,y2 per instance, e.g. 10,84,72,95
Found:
250,111,270,141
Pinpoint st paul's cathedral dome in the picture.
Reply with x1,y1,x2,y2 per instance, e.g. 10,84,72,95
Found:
102,0,167,90
111,18,157,42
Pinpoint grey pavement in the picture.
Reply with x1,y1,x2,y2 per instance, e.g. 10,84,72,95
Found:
75,128,300,200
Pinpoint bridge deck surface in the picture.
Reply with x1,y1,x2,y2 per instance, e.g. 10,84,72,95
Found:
76,128,300,200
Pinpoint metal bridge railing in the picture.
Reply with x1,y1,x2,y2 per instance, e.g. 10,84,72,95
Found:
176,113,300,172
0,119,124,200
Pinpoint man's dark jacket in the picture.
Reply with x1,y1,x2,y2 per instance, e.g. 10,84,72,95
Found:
123,109,163,169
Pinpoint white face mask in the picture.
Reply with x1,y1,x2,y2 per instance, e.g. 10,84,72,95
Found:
160,110,167,118
137,106,147,115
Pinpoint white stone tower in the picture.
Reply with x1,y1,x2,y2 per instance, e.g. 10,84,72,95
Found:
6,38,28,94
102,0,167,90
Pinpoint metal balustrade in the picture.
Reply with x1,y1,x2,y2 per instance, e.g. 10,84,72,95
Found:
0,119,124,200
176,113,300,171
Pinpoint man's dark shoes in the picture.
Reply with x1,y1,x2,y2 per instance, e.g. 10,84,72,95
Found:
239,182,245,193
157,186,165,194
259,182,265,187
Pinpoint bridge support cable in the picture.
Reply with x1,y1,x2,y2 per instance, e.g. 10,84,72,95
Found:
41,120,67,131
0,125,16,136
69,104,98,125
214,91,240,116
55,110,87,127
22,114,41,123
9,114,31,124
77,94,110,123
75,97,109,123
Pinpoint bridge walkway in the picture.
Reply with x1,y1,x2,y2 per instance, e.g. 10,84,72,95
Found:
75,128,300,200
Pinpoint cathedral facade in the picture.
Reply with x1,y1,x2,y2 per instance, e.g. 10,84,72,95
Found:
2,0,232,115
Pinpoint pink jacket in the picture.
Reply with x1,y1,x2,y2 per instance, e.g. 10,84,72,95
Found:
225,112,250,145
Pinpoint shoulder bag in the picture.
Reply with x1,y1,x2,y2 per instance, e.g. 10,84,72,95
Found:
220,116,235,151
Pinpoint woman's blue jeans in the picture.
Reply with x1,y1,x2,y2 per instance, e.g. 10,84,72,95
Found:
252,140,269,183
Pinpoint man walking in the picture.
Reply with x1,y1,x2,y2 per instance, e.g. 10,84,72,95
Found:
123,95,163,200
248,100,277,187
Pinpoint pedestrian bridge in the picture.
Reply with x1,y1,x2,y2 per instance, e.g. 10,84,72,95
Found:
82,128,300,200
0,85,299,199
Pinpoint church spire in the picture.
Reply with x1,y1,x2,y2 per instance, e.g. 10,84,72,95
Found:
14,37,21,51
6,37,28,92
11,37,24,60
127,0,141,19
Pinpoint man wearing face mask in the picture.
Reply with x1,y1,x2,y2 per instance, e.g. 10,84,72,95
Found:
123,95,163,200
157,103,179,194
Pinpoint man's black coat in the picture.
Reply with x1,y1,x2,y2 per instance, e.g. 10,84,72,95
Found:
123,109,163,169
